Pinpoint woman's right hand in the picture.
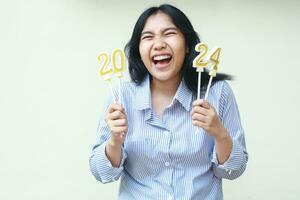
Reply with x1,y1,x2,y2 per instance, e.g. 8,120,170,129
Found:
105,103,128,147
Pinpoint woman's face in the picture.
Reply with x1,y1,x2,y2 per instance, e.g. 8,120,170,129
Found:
139,11,186,83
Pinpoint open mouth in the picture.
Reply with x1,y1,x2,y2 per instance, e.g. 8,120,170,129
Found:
152,54,172,66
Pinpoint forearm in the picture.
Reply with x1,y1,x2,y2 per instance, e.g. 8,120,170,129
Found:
212,127,248,180
105,139,123,167
210,81,248,179
89,139,126,183
215,127,233,164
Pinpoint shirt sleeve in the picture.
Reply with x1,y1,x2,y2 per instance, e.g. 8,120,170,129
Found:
211,81,248,180
89,93,127,184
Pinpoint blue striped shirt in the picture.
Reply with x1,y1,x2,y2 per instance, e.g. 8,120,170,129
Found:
89,75,248,200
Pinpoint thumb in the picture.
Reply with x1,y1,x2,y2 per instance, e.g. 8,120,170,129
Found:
201,100,210,109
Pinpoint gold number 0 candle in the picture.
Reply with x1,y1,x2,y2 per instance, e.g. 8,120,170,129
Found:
112,49,125,78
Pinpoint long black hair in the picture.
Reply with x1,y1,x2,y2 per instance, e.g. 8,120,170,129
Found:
125,4,232,94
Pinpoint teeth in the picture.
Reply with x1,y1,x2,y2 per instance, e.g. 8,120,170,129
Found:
153,55,171,61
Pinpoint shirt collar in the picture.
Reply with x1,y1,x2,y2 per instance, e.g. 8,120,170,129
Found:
173,78,193,111
134,75,193,112
134,75,151,110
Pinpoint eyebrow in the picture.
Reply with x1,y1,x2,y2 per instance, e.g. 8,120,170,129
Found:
141,27,178,36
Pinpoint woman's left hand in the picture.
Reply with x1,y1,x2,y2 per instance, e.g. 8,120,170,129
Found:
191,99,227,140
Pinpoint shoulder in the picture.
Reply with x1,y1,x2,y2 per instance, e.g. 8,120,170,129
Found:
119,80,140,106
210,80,237,114
211,80,234,99
105,80,138,105
121,80,139,95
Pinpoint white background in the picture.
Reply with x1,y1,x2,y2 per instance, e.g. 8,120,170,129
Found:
1,0,299,199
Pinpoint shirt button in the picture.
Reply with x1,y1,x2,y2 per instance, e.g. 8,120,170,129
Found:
163,131,168,136
167,195,173,200
165,162,170,167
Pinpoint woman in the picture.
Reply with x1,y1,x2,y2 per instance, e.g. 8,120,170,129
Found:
90,4,248,200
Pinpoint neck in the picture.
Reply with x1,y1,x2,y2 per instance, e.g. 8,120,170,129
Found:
150,75,182,98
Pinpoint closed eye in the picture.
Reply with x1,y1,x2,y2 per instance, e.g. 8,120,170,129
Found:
165,32,176,36
141,35,153,40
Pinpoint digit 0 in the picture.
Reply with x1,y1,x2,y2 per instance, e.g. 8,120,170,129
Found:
112,49,125,78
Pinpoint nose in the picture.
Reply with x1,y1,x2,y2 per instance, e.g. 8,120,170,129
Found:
153,39,167,50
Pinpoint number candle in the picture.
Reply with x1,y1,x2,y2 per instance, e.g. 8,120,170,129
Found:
204,47,221,100
193,43,209,134
112,48,126,106
98,52,116,103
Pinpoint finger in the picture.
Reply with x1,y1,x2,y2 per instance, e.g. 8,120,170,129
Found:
110,126,128,134
118,132,126,138
112,131,127,139
191,113,208,123
192,99,210,109
200,100,210,109
191,106,209,116
192,99,204,107
107,103,125,114
192,119,207,128
110,118,127,127
107,110,126,120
